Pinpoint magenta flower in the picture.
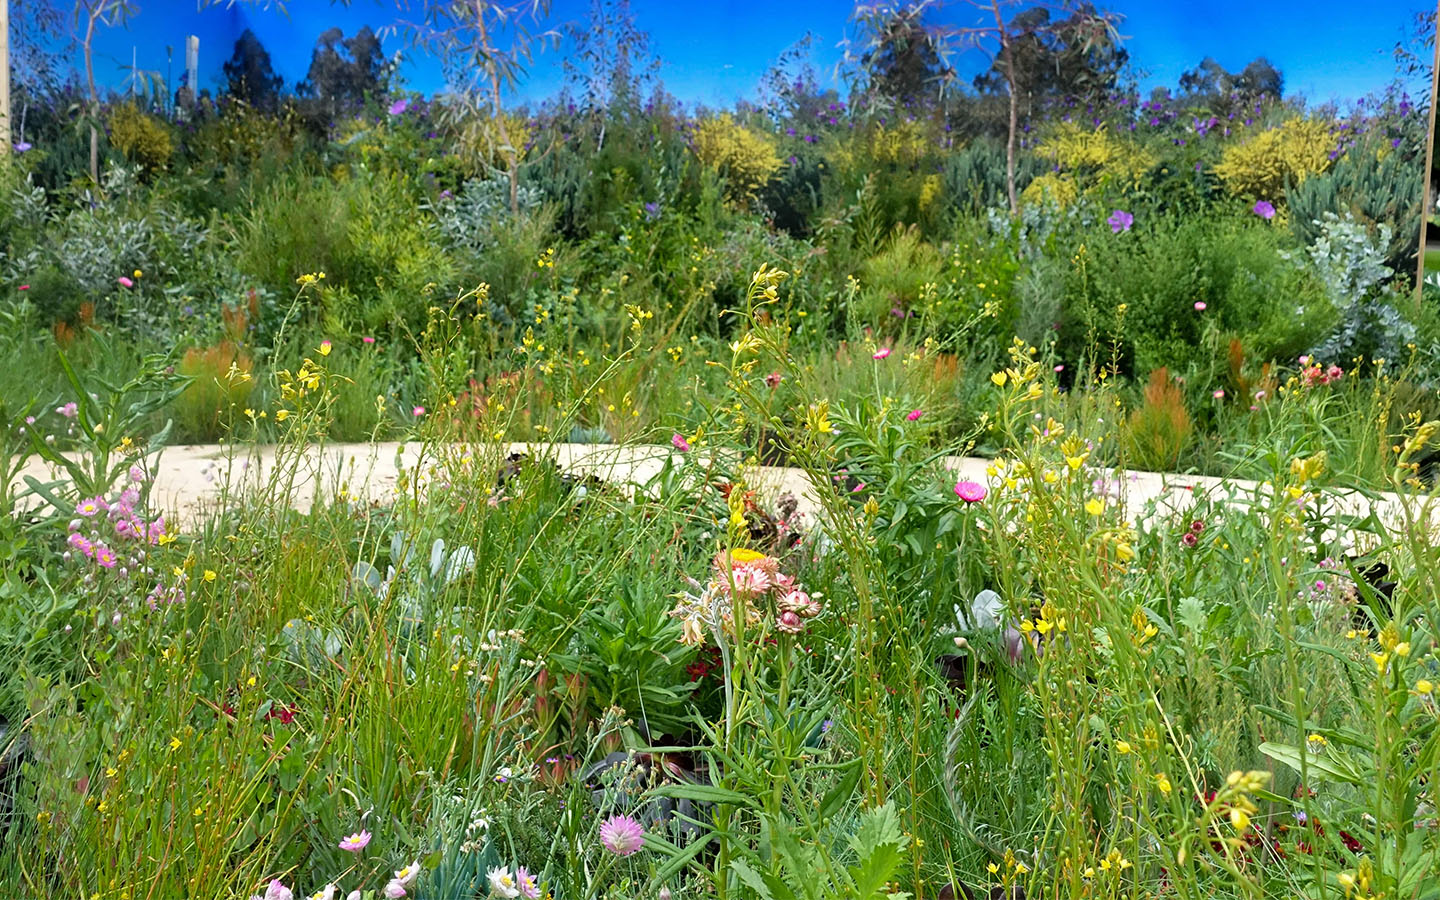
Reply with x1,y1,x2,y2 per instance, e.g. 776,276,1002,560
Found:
1252,199,1275,219
58,402,78,418
671,433,691,452
388,98,409,116
954,480,987,503
95,545,117,568
872,347,891,360
1107,209,1134,233
764,371,783,388
776,610,804,633
362,336,376,344
1194,301,1206,311
412,406,425,417
906,409,923,421
117,276,134,288
599,814,645,856
17,284,28,291
338,829,371,852
1212,389,1225,399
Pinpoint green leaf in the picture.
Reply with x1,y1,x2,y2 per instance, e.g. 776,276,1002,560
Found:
646,782,753,806
819,760,862,820
1176,596,1205,636
731,858,779,900
652,833,714,881
22,476,75,516
1258,741,1366,785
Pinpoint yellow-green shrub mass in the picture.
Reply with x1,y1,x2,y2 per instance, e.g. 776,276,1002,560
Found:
1020,172,1079,209
1037,122,1156,188
109,104,173,174
1213,117,1334,198
693,114,781,203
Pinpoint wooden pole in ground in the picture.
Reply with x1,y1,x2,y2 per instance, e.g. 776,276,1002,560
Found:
1,0,10,162
1419,6,1440,310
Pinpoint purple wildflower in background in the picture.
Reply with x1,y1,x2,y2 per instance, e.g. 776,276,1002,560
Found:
643,202,661,221
1107,210,1134,234
14,142,31,153
1252,200,1275,220
388,99,409,116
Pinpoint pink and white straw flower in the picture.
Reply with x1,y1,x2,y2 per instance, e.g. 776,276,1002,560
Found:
487,867,521,899
599,813,645,856
727,565,772,598
263,880,295,900
515,867,541,900
872,347,891,360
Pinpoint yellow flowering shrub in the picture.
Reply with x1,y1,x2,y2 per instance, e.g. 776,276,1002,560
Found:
1020,172,1078,209
693,114,781,203
918,173,943,216
459,113,534,173
1035,122,1155,188
864,118,932,168
1213,117,1334,198
109,104,173,174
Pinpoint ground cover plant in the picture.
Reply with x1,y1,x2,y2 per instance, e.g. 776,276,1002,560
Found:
3,1,1440,898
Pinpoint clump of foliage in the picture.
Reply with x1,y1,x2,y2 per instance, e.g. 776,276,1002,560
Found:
1212,116,1335,198
693,114,782,204
108,104,173,175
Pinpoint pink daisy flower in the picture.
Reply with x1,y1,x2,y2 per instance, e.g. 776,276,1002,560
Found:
338,829,371,852
954,480,987,503
872,348,891,360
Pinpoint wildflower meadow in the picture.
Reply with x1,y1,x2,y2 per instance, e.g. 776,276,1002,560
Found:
2,1,1440,899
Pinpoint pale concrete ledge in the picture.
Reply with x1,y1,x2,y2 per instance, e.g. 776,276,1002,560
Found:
11,441,1432,537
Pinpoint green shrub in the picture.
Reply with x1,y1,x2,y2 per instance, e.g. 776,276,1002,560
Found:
108,104,173,175
1060,213,1334,376
1288,133,1422,275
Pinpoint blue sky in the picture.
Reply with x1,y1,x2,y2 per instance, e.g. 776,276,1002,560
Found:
41,0,1431,109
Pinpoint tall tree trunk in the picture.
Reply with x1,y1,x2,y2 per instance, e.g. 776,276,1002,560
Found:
988,0,1018,215
84,12,99,183
1418,28,1440,310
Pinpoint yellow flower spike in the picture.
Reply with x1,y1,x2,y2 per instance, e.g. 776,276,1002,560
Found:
318,340,332,357
1154,773,1173,794
991,371,1007,387
202,570,216,583
1415,679,1433,694
1230,808,1251,830
1370,652,1389,674
275,409,291,423
1394,642,1410,657
1085,498,1105,516
1115,740,1132,754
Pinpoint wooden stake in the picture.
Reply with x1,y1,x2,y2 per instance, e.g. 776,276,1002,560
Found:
1,0,11,160
1419,3,1440,309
